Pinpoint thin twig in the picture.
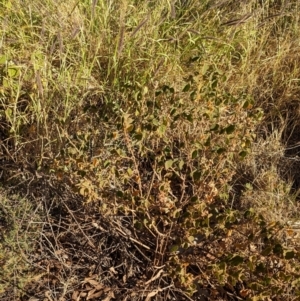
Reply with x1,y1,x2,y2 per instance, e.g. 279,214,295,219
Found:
112,220,150,250
64,203,96,249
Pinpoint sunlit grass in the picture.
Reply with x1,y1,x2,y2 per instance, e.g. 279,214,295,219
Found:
1,0,300,299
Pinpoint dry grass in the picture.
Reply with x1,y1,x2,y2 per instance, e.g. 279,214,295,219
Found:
0,189,42,296
1,0,300,300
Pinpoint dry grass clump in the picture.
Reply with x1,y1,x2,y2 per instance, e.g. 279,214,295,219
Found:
0,189,42,297
233,129,297,222
1,0,300,300
225,0,300,255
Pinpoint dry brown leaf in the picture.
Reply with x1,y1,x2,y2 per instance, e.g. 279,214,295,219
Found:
83,277,105,290
145,290,158,301
87,290,104,300
87,288,97,300
54,249,64,255
44,291,53,301
71,291,80,301
102,291,115,301
109,266,118,274
239,289,251,298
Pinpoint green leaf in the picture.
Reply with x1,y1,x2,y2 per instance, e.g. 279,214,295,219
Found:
239,150,248,158
152,118,159,126
165,160,173,170
116,190,124,197
229,255,244,266
143,86,148,95
125,124,134,132
178,160,184,170
155,90,162,97
170,108,177,116
242,100,250,109
172,208,182,218
192,150,198,159
201,64,210,75
190,56,200,62
134,221,143,230
224,124,235,134
182,83,190,92
255,262,266,273
7,66,20,78
184,113,193,122
211,79,218,89
187,236,195,243
0,55,7,64
104,160,110,168
158,124,166,137
284,250,295,260
127,168,133,176
216,147,226,154
248,281,263,291
162,85,174,93
170,244,179,252
273,244,283,255
190,196,198,203
210,123,219,131
190,90,197,100
133,131,143,141
261,246,272,256
245,183,253,190
5,108,12,120
181,242,189,249
204,137,210,146
218,261,227,271
244,209,254,220
192,170,201,181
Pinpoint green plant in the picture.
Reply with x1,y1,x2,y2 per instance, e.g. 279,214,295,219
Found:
1,0,300,300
